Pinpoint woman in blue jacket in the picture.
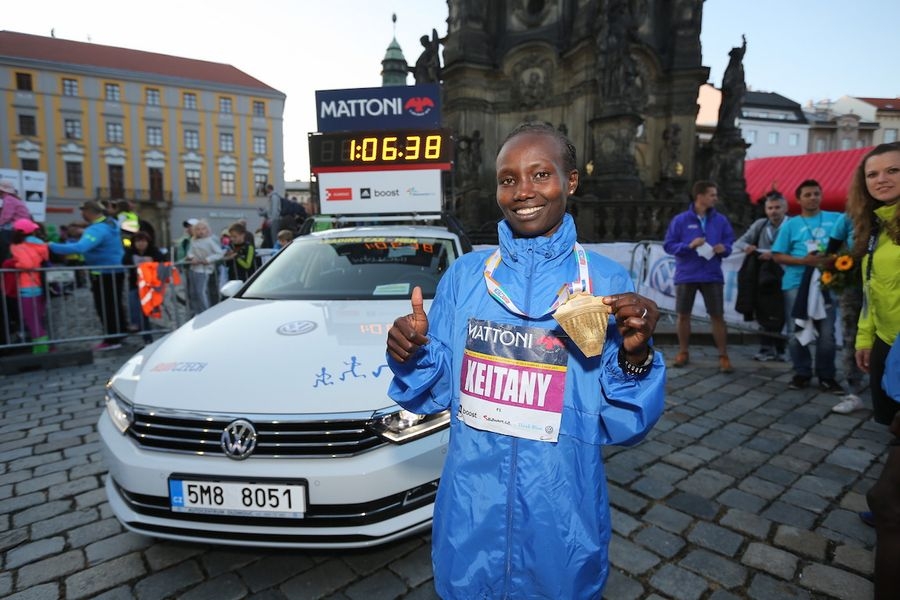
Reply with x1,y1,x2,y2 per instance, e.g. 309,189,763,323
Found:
386,122,666,599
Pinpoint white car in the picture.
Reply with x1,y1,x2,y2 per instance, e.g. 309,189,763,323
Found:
99,223,466,548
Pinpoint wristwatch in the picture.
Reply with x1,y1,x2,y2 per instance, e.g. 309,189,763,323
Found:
618,346,654,377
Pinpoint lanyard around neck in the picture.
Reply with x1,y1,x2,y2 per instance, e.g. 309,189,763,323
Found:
483,243,591,318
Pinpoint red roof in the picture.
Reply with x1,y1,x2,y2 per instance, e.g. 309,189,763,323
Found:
0,30,281,93
744,147,871,213
856,97,900,112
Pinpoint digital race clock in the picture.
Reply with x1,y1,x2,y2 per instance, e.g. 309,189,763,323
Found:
309,129,452,172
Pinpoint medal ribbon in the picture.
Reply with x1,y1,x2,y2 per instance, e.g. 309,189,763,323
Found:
483,243,591,318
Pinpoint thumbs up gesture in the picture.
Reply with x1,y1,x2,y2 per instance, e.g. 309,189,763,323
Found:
387,286,430,363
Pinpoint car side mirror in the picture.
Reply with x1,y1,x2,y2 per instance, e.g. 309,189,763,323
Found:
219,280,244,298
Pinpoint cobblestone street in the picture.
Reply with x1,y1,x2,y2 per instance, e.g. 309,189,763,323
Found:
0,340,883,599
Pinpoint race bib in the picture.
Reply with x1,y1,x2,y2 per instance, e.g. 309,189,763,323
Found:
459,319,568,442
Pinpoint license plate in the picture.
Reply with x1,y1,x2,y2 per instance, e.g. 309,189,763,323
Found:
169,479,307,518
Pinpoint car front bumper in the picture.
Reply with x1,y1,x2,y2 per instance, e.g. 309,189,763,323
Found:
98,412,448,549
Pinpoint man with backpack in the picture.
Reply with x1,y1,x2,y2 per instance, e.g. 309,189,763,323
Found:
264,184,308,248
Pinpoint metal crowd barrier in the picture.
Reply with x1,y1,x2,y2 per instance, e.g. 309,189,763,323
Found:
1,249,278,356
0,263,191,354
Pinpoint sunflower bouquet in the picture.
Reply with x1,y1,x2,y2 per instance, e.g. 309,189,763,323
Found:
819,253,858,292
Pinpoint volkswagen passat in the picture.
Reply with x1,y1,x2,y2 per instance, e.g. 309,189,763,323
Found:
98,224,465,548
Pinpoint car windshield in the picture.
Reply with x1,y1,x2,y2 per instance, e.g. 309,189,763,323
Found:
239,234,458,300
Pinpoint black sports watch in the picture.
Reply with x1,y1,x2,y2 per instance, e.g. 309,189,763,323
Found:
618,346,654,377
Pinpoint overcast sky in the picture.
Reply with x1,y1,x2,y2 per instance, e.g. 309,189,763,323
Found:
6,0,899,182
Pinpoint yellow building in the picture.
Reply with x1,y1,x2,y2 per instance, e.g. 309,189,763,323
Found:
0,30,285,247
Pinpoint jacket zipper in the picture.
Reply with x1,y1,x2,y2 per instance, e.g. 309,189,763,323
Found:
504,436,518,598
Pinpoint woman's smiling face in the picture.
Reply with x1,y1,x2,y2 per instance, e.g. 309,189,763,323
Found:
864,150,900,205
495,131,578,238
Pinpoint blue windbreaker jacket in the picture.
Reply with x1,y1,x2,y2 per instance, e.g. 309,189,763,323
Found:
48,216,124,273
388,215,665,599
663,205,734,284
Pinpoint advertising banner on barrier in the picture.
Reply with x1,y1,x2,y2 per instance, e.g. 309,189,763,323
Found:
21,171,48,222
640,242,745,325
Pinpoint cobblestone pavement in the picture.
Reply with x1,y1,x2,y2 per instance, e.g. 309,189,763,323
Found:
0,338,883,600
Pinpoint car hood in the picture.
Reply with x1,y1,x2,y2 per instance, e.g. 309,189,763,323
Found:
110,298,429,416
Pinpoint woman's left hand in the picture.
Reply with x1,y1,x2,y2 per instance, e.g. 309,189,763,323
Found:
603,293,659,360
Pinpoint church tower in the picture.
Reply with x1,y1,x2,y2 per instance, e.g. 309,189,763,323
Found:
381,14,409,86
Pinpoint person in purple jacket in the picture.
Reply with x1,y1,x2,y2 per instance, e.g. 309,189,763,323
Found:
663,180,735,373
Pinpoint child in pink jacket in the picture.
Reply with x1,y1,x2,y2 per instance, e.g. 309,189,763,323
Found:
10,218,50,353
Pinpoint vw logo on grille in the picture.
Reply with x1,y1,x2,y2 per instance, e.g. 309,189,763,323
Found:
276,320,317,336
221,419,257,460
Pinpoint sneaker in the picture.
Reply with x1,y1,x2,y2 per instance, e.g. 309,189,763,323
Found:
719,355,734,374
819,379,846,395
673,352,689,368
753,351,774,362
832,394,864,414
774,352,789,362
92,342,123,352
789,375,810,390
859,511,875,527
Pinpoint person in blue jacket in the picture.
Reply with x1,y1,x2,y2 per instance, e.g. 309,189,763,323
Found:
48,200,127,350
386,122,666,600
663,181,735,373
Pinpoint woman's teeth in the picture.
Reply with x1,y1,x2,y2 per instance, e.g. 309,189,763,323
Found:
516,206,543,216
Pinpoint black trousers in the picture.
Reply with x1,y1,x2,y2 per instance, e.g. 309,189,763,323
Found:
90,272,127,344
872,337,897,425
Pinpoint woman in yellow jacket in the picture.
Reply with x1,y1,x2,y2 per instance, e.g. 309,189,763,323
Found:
847,142,900,600
849,142,900,425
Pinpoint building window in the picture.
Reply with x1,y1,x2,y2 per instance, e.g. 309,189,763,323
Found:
767,132,779,145
147,126,163,146
107,122,124,143
254,174,267,196
65,161,84,188
788,133,799,147
745,130,756,143
184,130,200,150
885,129,898,143
220,133,234,152
186,169,201,193
184,92,197,110
18,115,37,136
253,101,265,117
62,78,78,96
16,72,33,91
146,88,161,106
815,138,826,153
220,172,236,195
64,119,82,140
21,159,39,171
105,83,121,101
219,97,233,114
840,138,852,150
253,136,267,155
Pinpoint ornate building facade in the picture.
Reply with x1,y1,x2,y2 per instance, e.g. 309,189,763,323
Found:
437,0,719,242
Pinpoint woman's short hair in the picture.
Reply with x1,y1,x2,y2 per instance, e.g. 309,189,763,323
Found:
499,122,577,172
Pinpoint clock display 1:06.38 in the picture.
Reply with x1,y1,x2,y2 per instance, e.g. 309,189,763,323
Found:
343,134,442,163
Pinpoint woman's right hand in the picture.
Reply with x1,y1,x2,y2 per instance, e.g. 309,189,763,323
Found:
386,286,429,363
856,348,872,373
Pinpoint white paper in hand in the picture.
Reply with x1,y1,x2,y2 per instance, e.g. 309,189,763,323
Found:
696,242,715,260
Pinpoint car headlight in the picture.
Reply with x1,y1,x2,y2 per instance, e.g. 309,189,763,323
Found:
104,384,134,434
370,408,450,444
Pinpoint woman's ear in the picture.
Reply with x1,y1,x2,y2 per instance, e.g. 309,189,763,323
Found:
568,170,579,195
